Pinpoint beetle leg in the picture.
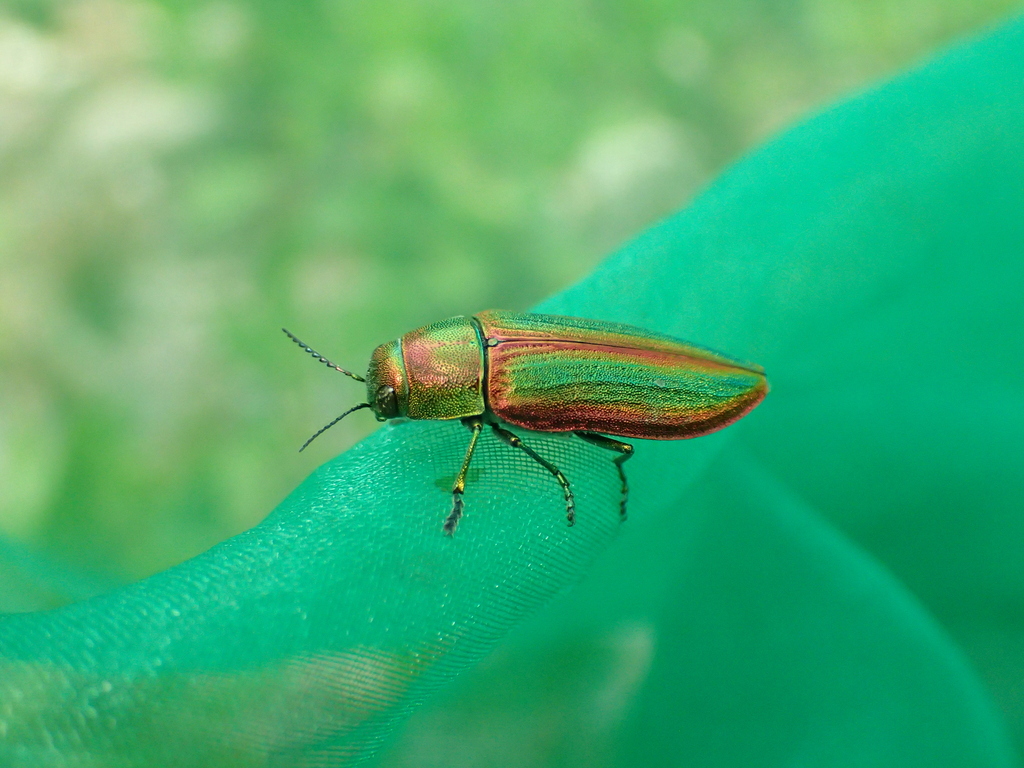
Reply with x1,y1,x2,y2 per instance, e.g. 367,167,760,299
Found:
444,417,483,536
574,432,634,521
490,424,576,526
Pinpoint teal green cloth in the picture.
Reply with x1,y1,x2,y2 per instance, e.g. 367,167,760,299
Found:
3,15,1024,768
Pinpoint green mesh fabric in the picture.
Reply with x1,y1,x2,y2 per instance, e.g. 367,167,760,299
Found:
3,15,1024,768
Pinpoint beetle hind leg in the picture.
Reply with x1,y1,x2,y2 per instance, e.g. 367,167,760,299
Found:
574,432,634,521
490,424,576,526
444,417,483,536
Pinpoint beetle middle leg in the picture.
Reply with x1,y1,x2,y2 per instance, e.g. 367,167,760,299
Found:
574,432,633,521
444,417,483,536
490,423,576,526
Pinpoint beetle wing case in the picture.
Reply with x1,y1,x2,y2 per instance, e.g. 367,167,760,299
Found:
476,310,767,440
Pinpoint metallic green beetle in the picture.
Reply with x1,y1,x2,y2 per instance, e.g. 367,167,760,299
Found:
285,310,768,535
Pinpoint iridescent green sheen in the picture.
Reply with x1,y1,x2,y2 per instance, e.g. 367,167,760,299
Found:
362,310,767,440
396,316,485,421
476,310,764,374
367,340,408,417
476,310,767,439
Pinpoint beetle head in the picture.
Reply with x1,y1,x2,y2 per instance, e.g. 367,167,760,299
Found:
366,339,408,421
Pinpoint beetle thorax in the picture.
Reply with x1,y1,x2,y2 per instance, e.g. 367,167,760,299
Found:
376,316,487,422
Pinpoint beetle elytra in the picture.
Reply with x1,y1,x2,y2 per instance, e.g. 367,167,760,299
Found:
285,310,768,535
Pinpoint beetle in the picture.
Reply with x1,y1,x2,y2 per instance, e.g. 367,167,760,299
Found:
285,310,768,535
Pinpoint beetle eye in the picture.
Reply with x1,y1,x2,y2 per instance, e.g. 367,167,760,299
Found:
375,385,398,419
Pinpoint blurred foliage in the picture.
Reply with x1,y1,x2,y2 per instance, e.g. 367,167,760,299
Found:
0,0,1019,581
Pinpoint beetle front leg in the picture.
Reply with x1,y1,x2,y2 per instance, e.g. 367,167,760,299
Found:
444,417,483,536
574,432,634,521
490,424,576,526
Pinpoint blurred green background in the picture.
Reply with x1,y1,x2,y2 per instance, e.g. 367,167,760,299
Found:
0,0,1019,584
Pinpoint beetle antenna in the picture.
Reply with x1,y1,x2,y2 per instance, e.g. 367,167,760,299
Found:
299,403,372,452
283,328,366,383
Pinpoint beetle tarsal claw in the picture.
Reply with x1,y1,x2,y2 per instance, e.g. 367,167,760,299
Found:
444,491,464,536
